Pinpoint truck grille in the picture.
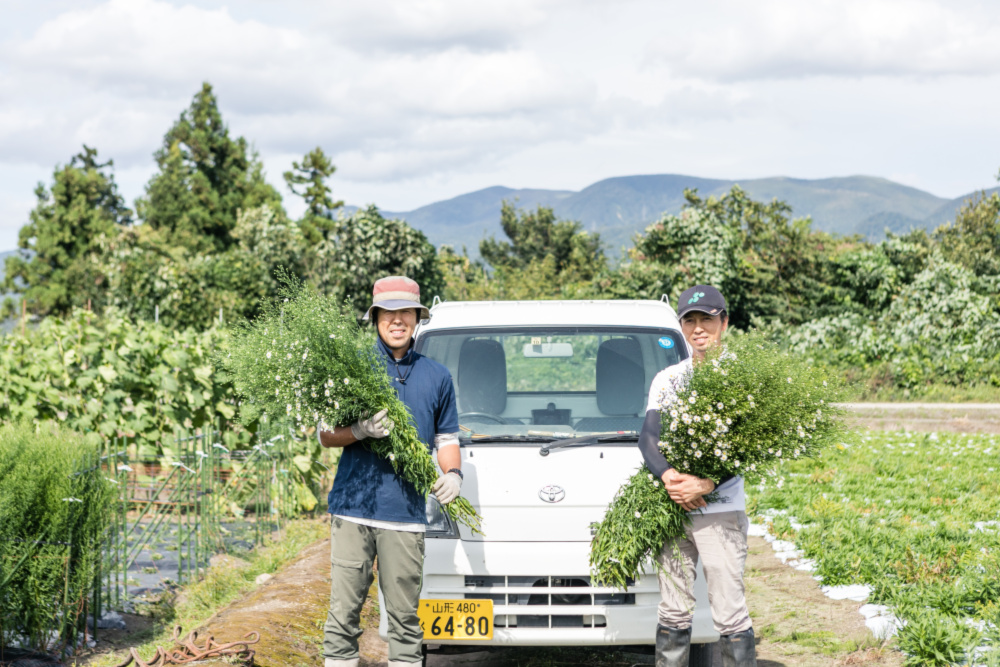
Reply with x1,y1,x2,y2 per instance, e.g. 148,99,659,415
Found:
463,575,635,629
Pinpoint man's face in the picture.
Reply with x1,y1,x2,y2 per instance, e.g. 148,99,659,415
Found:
376,308,417,354
680,311,728,355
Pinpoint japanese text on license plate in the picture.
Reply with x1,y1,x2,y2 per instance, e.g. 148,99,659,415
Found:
418,599,493,640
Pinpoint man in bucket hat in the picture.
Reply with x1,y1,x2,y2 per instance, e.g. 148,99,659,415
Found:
318,276,462,667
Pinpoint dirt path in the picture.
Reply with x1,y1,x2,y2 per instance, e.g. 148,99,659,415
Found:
171,532,903,667
844,402,1000,433
744,536,902,667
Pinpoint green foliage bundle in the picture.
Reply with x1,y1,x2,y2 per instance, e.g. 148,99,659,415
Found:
0,422,115,650
219,279,483,533
589,333,847,588
0,308,233,458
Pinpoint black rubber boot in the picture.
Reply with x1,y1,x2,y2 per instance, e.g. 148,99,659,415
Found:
719,627,757,667
655,625,691,667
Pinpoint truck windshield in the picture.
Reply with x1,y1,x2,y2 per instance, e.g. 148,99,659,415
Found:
415,327,687,441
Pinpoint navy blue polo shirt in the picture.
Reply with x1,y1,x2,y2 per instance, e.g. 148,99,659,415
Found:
327,337,459,523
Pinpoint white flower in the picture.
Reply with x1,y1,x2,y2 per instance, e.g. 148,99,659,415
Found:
302,351,308,360
325,389,330,397
787,377,792,383
725,418,732,425
634,511,642,518
688,396,696,404
330,334,336,339
266,351,272,359
734,460,740,467
334,401,340,409
388,453,395,461
715,448,722,456
695,450,702,458
688,428,695,435
716,402,724,410
285,404,292,414
287,354,292,359
823,380,828,386
720,454,727,461
275,388,279,396
670,423,678,432
776,449,782,457
691,390,698,397
693,415,701,423
747,394,754,401
647,473,654,480
344,378,350,384
275,375,281,381
653,480,660,488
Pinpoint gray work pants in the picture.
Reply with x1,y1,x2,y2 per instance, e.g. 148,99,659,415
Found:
323,517,425,664
656,510,753,636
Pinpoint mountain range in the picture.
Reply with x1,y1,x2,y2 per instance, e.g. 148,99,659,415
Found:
375,175,1000,256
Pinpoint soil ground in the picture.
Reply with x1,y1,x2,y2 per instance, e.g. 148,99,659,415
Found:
83,405,996,667
845,402,1000,433
91,534,901,667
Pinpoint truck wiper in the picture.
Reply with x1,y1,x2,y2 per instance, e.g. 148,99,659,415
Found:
539,432,639,456
462,434,561,444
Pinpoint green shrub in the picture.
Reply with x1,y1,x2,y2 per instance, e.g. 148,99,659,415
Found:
0,422,115,650
0,308,235,459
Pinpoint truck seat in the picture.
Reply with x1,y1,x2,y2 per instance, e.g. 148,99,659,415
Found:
574,337,644,433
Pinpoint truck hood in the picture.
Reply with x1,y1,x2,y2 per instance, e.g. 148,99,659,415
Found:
456,443,644,542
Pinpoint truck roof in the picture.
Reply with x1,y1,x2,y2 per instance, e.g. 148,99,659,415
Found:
419,299,681,331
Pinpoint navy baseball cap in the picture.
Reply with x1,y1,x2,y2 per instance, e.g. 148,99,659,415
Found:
676,285,728,318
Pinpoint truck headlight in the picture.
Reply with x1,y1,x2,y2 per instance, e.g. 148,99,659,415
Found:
425,495,460,538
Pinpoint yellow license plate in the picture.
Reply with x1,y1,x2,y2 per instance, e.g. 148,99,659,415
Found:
418,599,493,640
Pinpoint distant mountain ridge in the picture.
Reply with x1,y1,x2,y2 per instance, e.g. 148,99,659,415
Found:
373,175,999,256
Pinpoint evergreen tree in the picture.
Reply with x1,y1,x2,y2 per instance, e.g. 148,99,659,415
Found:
3,146,131,317
283,147,343,244
136,82,284,252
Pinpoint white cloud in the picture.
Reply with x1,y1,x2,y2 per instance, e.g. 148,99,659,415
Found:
1,0,1000,252
649,0,1000,81
316,0,546,53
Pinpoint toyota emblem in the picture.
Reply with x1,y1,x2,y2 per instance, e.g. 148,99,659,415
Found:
539,485,566,503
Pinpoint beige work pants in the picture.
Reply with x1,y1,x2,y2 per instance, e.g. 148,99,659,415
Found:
656,510,752,636
323,517,425,665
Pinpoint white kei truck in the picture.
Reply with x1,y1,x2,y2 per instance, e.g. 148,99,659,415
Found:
378,299,716,666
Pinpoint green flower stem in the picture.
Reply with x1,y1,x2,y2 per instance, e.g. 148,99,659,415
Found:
218,273,484,534
589,332,850,588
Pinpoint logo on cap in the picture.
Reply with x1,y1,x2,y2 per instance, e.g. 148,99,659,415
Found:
688,292,706,304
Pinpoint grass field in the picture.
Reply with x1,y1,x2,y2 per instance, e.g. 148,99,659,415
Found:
750,431,1000,666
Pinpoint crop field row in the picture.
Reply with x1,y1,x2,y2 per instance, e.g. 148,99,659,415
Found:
749,430,1000,666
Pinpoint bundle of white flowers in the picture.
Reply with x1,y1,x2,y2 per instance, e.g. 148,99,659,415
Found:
589,332,848,589
219,276,483,534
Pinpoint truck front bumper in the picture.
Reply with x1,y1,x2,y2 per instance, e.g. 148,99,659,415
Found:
378,538,719,647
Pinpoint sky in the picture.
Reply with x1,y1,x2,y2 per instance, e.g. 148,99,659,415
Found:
2,0,1000,250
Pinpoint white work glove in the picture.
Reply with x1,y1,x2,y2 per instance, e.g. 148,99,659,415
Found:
431,471,462,505
351,409,394,440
